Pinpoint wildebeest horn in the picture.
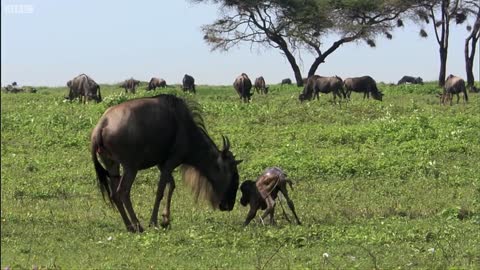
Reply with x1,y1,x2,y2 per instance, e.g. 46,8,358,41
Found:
222,135,230,151
222,135,227,151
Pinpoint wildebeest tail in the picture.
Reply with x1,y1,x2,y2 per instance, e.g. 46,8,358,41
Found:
91,124,113,205
97,85,102,102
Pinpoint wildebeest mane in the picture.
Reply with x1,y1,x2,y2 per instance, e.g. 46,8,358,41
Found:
151,94,216,148
148,94,221,207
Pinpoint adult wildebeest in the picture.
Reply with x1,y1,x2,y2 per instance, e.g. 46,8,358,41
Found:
66,74,102,103
344,76,383,101
298,75,344,102
442,74,468,105
281,78,292,85
397,76,424,85
182,74,196,93
91,94,242,232
254,76,268,94
233,73,253,103
240,167,301,226
121,78,140,94
147,77,166,91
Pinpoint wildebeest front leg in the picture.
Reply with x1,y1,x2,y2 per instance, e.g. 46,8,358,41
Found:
149,171,171,228
243,207,258,226
261,196,276,225
161,180,176,228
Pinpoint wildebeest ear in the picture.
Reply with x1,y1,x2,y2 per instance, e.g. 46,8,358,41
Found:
235,159,243,165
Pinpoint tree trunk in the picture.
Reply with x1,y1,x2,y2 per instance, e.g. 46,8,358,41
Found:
308,56,326,78
465,18,480,89
465,40,475,88
282,50,303,87
438,47,448,87
306,38,353,78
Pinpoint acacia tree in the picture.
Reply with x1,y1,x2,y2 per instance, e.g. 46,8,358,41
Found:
195,0,414,86
415,0,469,86
464,0,480,90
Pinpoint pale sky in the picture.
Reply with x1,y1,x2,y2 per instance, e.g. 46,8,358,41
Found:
1,0,479,86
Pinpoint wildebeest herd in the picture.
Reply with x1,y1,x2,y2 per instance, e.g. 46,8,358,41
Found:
2,71,473,232
5,72,469,107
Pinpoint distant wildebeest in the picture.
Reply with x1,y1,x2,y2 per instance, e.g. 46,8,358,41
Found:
91,94,242,232
240,167,301,226
397,76,424,85
66,74,102,103
147,77,166,91
3,85,36,93
254,76,268,94
344,76,383,101
442,74,468,105
281,78,292,85
121,78,140,94
233,73,253,102
298,75,344,102
182,74,196,93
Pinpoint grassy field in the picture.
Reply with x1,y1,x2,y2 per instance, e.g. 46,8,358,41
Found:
1,82,479,269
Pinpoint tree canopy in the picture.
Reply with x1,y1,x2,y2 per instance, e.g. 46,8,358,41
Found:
196,0,416,86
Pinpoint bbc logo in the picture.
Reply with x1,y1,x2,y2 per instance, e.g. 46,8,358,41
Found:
4,4,34,14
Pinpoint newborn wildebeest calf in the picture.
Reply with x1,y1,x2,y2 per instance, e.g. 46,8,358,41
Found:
240,167,301,226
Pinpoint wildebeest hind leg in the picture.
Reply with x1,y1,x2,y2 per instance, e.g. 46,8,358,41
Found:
280,185,301,225
278,197,292,223
120,168,143,232
285,197,301,225
110,174,135,232
101,158,135,231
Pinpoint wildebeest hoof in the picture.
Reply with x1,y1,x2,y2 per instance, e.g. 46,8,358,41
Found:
160,220,170,229
127,224,144,233
149,220,158,228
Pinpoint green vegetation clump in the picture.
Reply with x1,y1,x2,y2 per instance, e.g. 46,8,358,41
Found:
1,83,479,269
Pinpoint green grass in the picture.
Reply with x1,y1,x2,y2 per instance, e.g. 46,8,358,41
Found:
2,82,480,269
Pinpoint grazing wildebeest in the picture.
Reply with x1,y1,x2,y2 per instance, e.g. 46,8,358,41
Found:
233,73,253,102
344,76,383,101
147,77,167,91
442,74,468,105
182,74,196,93
3,82,37,93
91,94,242,232
121,78,140,94
240,167,301,226
66,74,102,103
281,78,292,85
397,76,424,85
299,75,344,102
254,76,269,94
